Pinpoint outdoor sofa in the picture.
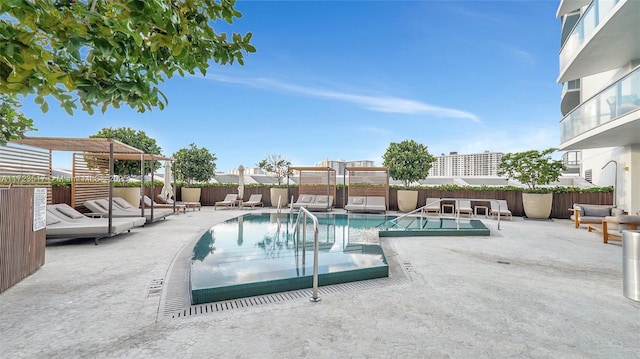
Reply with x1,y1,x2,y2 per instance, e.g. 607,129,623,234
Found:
569,204,623,229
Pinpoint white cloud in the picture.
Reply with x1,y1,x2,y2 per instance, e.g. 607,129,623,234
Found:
204,74,480,122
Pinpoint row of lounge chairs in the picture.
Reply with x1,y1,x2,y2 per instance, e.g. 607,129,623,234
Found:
423,198,512,220
46,203,147,245
344,196,386,213
214,194,264,210
290,194,334,212
84,197,174,222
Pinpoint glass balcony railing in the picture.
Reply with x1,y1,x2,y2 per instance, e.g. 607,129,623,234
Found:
560,66,640,143
559,0,621,73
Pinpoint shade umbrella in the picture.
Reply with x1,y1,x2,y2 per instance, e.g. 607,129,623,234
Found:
160,161,174,202
237,165,245,200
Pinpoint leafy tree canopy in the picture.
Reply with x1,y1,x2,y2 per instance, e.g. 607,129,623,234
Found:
382,139,435,189
498,148,566,191
257,154,292,185
90,127,163,177
0,0,255,139
173,143,216,185
0,94,34,145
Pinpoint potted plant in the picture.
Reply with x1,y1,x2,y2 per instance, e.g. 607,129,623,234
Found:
173,143,217,203
382,139,435,212
257,154,293,208
498,148,566,219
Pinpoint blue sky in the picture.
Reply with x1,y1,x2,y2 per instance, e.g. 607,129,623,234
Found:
21,0,562,173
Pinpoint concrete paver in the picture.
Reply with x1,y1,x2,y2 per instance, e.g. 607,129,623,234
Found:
1,207,639,358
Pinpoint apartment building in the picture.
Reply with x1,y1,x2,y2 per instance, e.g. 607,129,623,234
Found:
315,159,375,175
428,151,503,177
557,0,640,213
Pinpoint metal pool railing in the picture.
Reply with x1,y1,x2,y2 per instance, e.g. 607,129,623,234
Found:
385,198,503,230
292,207,321,302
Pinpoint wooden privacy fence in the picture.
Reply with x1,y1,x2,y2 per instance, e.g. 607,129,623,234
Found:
1,188,46,293
51,185,613,219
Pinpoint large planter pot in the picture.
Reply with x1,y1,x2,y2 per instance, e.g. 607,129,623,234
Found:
182,187,202,203
113,187,141,207
522,192,553,219
270,188,289,208
397,190,418,212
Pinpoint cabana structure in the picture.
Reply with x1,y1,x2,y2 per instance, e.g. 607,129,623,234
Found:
344,167,389,212
289,166,336,210
1,137,173,232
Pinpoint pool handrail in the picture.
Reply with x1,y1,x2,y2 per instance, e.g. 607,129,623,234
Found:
292,207,321,302
388,198,501,230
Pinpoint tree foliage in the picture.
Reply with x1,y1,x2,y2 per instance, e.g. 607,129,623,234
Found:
257,154,292,185
498,148,566,191
382,139,435,189
173,143,217,185
90,127,163,177
0,94,34,145
0,0,255,139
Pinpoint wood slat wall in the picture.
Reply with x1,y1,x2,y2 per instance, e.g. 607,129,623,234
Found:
0,143,53,203
51,185,614,219
0,188,46,293
72,153,110,208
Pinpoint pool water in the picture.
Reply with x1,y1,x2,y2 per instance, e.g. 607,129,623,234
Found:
190,213,392,304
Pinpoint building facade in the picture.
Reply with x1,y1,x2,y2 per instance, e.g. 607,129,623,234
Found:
428,151,503,177
557,0,640,213
315,159,375,175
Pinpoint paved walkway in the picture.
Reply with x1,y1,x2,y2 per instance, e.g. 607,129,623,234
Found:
1,207,639,358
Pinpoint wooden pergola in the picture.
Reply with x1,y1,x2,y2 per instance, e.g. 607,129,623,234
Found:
289,166,337,205
3,137,172,230
344,167,389,208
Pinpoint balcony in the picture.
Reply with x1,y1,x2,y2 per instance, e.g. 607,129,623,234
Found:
561,79,581,115
557,0,592,18
558,0,640,83
559,66,640,150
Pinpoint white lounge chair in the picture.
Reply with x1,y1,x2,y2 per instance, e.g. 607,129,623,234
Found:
490,200,512,220
307,195,333,211
344,196,367,212
243,194,263,209
424,198,441,215
214,194,238,210
365,196,386,213
291,194,316,209
456,200,473,217
142,195,186,213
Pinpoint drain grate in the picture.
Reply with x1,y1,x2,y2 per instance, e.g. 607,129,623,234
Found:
147,278,164,298
168,276,408,319
402,261,417,273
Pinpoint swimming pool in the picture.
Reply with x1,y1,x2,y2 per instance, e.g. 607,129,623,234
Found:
190,212,490,304
190,213,393,304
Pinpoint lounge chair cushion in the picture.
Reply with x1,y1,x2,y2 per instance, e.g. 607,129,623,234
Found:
56,206,84,219
352,198,365,205
299,195,314,203
113,197,134,209
47,215,61,225
315,196,328,203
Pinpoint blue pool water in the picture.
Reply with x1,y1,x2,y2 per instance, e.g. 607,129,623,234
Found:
190,213,392,304
190,212,490,304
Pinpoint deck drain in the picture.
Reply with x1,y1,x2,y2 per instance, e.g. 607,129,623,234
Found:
167,276,408,319
402,261,417,273
147,278,164,298
497,261,511,265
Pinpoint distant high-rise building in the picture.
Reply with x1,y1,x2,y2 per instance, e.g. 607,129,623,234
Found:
315,159,375,175
428,151,503,176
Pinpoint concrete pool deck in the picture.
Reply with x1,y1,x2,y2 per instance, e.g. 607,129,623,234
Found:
1,207,639,358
